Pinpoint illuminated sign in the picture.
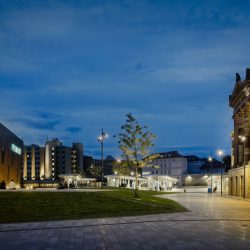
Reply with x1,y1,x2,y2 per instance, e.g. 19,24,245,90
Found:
11,144,22,155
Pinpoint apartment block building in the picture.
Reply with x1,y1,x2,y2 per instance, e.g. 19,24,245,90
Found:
22,138,83,186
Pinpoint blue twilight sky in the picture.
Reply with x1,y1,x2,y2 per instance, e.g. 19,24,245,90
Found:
0,0,250,159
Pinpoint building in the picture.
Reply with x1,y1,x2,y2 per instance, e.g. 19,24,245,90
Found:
186,155,223,174
83,155,94,173
186,155,205,174
22,138,84,187
0,123,23,188
94,155,116,176
142,151,187,186
229,68,250,198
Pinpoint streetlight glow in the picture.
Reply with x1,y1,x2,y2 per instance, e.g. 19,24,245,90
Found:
217,149,224,157
208,157,213,162
240,135,246,142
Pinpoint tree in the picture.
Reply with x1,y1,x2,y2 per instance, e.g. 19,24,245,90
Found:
117,113,156,197
112,161,130,176
112,160,131,187
88,164,102,178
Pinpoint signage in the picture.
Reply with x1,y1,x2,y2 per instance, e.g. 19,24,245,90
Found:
11,144,22,155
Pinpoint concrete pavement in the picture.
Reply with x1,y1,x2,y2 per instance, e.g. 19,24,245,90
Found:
0,193,250,249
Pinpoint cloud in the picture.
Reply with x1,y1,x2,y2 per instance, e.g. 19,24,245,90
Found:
18,118,60,131
0,0,248,158
65,127,82,134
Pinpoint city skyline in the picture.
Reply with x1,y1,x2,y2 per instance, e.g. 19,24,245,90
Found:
1,1,250,158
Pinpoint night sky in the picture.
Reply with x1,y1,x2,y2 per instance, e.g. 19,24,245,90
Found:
0,0,250,159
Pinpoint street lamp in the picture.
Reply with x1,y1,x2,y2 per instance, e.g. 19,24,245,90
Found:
217,149,224,196
239,135,246,199
208,156,213,194
98,128,108,189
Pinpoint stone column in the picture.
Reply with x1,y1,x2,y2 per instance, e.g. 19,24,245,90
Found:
244,103,250,165
235,110,244,166
230,132,234,167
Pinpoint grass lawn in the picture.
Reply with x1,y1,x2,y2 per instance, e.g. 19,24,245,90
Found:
0,189,186,223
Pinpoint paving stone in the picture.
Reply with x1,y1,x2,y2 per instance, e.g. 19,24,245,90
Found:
1,194,250,249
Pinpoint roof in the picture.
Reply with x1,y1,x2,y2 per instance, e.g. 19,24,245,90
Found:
185,155,200,161
105,155,115,160
157,151,184,158
0,122,23,144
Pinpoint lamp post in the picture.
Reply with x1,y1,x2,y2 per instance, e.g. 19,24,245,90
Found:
208,157,213,194
217,149,224,196
239,135,246,199
98,128,108,189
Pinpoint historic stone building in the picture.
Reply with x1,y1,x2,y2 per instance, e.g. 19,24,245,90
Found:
229,68,250,198
142,151,187,186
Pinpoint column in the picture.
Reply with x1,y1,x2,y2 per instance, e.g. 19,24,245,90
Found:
238,108,245,166
233,114,239,167
244,102,250,165
230,131,234,167
236,110,244,166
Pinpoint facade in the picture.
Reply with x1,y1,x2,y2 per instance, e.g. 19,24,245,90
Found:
0,123,23,188
186,155,206,174
229,68,250,198
22,138,84,187
186,155,223,174
142,151,187,185
83,155,94,173
94,155,116,176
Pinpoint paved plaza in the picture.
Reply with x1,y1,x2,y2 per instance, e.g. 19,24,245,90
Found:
0,193,250,250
